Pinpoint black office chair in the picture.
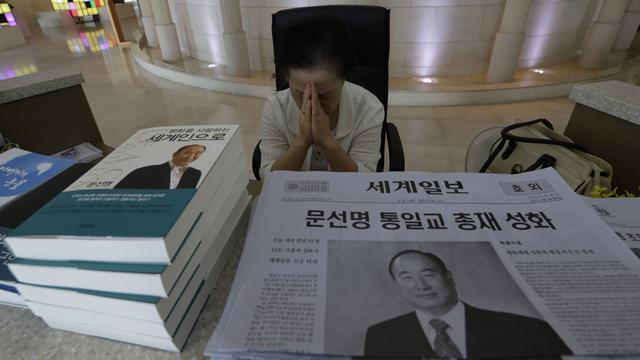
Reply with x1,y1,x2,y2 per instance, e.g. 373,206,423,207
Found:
252,5,405,180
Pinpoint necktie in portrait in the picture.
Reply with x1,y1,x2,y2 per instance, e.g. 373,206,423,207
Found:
430,318,463,358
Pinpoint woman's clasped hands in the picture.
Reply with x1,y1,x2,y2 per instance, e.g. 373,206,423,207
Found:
297,82,335,150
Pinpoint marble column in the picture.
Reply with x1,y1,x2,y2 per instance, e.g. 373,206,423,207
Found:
138,0,158,48
486,0,532,83
614,0,640,50
151,0,182,62
221,0,250,77
579,0,630,69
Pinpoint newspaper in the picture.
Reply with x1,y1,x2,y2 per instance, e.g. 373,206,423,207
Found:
206,169,640,359
583,196,640,258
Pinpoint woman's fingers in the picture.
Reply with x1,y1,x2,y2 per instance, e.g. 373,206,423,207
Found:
311,84,320,122
310,82,327,121
297,82,313,146
301,82,311,116
310,82,320,117
308,83,333,148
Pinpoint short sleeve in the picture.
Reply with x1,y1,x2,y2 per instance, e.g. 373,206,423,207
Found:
348,94,384,172
259,97,290,179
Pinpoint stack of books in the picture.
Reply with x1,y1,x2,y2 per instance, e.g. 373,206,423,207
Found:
4,125,250,352
0,227,26,308
0,148,75,308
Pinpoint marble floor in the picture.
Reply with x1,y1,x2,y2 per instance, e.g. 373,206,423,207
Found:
3,21,634,177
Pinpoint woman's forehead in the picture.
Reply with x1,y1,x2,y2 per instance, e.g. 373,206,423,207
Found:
288,67,341,93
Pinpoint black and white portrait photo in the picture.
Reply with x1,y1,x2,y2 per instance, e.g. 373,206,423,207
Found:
114,144,206,189
324,241,571,359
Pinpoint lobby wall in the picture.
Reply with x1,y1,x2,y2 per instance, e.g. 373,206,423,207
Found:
519,0,601,68
169,0,226,65
167,0,603,77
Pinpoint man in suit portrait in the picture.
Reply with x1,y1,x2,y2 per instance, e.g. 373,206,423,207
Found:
363,250,571,359
114,144,206,189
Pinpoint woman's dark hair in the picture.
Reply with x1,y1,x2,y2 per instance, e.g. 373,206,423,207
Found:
281,16,356,80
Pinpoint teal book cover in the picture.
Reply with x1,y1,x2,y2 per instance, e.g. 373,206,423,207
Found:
10,189,194,238
9,125,238,239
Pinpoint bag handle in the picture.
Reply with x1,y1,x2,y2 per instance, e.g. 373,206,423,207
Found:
478,119,588,173
501,119,590,153
523,154,557,172
479,137,507,173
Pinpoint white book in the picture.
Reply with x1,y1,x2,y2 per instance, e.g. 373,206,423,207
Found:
0,290,27,308
17,182,248,315
6,125,242,263
0,227,25,308
9,153,248,296
26,193,248,335
42,275,213,352
33,201,249,352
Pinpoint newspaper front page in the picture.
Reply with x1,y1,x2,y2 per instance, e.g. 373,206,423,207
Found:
206,169,640,359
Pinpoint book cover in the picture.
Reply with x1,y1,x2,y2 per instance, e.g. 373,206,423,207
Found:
9,125,238,240
0,148,75,209
67,126,237,192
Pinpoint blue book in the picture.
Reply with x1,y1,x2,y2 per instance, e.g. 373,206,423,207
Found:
0,148,75,209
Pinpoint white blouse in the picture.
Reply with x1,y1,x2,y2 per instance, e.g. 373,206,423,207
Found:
259,81,384,179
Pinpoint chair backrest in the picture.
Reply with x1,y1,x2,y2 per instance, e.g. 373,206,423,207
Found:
271,5,390,171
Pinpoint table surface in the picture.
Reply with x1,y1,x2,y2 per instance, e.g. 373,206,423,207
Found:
0,231,245,360
569,80,640,126
0,67,84,105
